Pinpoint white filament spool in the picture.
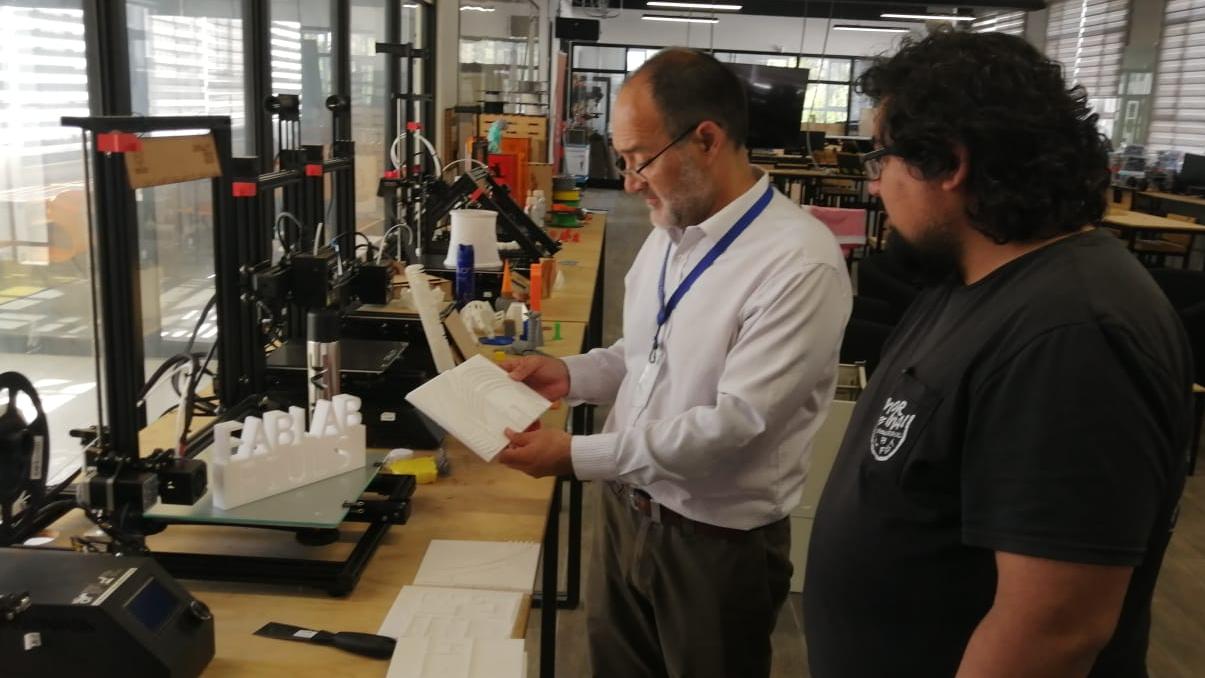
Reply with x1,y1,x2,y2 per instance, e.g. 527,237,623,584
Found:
444,209,503,269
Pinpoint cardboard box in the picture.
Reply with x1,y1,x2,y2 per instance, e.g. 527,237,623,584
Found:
124,134,221,189
528,163,553,201
479,114,547,140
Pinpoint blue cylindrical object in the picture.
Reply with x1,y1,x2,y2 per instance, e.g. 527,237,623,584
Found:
456,244,475,307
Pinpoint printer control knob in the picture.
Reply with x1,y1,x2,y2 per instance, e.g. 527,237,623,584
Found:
187,598,212,622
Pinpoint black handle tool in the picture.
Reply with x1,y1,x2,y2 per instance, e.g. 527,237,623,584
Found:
254,621,396,659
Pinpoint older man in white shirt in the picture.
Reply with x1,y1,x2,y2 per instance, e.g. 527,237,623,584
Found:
498,47,851,677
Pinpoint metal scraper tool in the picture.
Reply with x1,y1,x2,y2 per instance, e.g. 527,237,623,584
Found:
254,621,396,659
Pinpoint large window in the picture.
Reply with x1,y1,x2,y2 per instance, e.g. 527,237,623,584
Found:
127,0,247,153
972,11,1026,36
571,44,868,136
1148,0,1205,154
271,0,333,147
0,0,94,484
1045,0,1129,140
350,0,387,233
459,0,545,114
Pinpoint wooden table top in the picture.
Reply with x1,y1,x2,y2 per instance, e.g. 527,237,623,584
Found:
44,322,590,677
540,211,606,326
1140,191,1205,209
1103,209,1205,234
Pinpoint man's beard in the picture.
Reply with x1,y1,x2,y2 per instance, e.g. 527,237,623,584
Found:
884,222,962,286
648,162,712,228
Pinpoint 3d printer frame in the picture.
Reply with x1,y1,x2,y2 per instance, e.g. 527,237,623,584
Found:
57,114,411,596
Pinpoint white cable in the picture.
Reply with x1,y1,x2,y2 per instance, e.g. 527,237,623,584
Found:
377,221,415,264
313,221,325,255
390,131,443,173
441,158,491,177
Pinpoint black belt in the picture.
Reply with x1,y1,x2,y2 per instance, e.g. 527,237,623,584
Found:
610,483,756,541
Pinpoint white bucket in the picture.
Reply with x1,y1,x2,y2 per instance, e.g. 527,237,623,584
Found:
444,209,503,269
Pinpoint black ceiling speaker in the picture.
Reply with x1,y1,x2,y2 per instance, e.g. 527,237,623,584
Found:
556,17,600,41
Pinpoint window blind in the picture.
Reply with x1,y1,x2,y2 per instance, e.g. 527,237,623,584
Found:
1045,0,1129,138
1148,0,1205,153
972,11,1026,36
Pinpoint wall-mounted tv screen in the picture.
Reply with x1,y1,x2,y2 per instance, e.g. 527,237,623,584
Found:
725,63,810,151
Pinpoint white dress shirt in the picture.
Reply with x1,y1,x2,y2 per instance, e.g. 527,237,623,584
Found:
564,171,852,530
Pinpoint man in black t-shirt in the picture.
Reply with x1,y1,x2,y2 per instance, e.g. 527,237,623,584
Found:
803,30,1193,678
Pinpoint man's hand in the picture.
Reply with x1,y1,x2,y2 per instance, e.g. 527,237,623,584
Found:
497,427,574,478
500,355,571,401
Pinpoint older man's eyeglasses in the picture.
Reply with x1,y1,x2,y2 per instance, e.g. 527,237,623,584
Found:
614,124,699,180
861,146,900,181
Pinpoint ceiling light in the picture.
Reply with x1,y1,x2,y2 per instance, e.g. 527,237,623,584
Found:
460,5,495,12
646,1,742,11
641,14,720,23
832,24,910,33
880,13,974,22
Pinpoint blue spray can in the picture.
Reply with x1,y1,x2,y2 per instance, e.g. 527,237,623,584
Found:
456,243,475,307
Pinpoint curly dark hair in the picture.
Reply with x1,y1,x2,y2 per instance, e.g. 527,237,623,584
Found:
857,28,1110,244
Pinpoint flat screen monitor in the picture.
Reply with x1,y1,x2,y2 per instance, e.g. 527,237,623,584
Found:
802,131,827,154
725,63,809,152
1179,153,1205,190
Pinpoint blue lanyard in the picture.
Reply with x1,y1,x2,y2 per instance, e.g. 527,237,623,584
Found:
651,183,774,362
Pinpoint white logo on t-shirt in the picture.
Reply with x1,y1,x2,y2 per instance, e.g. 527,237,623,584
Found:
870,397,916,461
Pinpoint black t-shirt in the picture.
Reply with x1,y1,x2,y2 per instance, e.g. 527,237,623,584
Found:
803,229,1193,678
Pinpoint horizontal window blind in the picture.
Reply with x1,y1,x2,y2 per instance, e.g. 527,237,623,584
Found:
972,11,1026,36
1045,0,1129,138
1148,0,1205,154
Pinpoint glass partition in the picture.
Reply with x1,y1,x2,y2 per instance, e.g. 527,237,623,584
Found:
271,0,334,147
0,0,95,483
127,0,248,154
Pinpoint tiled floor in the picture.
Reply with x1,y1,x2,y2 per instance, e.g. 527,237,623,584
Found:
527,188,1204,677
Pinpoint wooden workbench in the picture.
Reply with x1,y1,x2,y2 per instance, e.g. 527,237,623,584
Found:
46,324,592,676
540,211,606,327
1103,208,1205,235
1140,191,1205,210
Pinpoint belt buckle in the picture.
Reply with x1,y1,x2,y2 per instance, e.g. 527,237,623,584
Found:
631,489,661,524
627,489,641,513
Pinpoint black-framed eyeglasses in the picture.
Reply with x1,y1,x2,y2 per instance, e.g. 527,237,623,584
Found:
861,146,900,181
614,124,699,180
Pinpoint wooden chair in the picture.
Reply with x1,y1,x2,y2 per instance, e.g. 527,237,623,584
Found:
1134,213,1195,268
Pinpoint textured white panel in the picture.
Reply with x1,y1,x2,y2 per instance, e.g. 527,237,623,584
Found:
378,586,524,641
413,540,541,594
404,355,550,461
386,638,526,678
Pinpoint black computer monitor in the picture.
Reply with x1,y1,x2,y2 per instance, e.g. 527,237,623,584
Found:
802,131,827,154
725,64,810,152
1179,153,1205,193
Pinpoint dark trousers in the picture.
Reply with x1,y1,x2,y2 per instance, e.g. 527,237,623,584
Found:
586,484,793,678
